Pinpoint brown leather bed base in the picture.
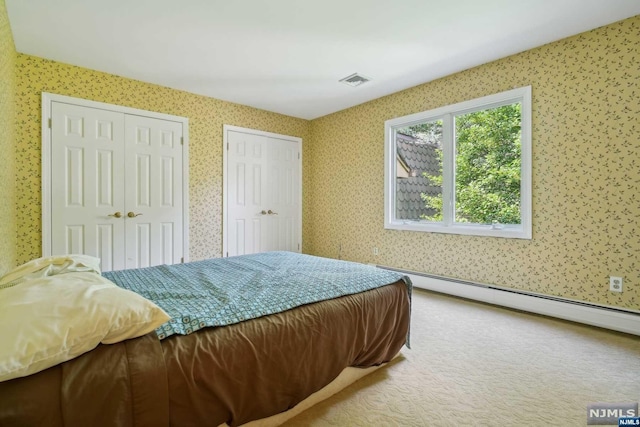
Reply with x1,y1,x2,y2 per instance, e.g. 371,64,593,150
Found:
0,280,410,427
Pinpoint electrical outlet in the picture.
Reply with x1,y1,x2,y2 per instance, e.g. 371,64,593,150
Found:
609,276,623,293
373,247,379,256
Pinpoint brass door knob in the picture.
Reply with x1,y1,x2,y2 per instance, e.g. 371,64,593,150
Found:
267,210,278,215
260,210,267,215
108,212,122,218
127,212,143,218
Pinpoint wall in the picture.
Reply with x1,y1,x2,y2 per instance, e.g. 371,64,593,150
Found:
0,0,16,276
7,11,639,310
306,16,639,310
14,55,310,265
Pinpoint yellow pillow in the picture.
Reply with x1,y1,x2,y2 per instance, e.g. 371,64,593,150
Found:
0,272,169,382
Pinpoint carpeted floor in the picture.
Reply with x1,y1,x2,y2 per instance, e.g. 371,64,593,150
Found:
282,289,640,426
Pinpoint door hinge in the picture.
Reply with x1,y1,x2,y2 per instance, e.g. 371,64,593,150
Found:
48,118,52,129
298,152,300,159
181,257,184,263
226,252,229,257
227,142,229,150
298,243,300,251
180,137,184,145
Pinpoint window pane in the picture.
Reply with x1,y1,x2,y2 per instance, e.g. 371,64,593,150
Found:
395,120,443,221
454,103,521,224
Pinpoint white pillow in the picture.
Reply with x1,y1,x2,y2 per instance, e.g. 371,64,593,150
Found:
0,271,169,382
0,254,102,290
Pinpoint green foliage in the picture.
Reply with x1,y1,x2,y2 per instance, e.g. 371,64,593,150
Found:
420,149,443,221
422,103,521,224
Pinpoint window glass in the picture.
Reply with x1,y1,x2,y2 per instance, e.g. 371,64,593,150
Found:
454,103,521,225
384,86,531,239
395,120,443,221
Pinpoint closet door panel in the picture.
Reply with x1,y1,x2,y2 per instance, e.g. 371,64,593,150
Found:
124,115,183,269
226,131,268,256
266,137,300,253
50,102,126,271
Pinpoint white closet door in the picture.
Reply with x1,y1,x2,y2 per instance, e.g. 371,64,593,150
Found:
264,137,300,252
226,131,268,256
225,129,301,257
50,102,126,271
124,115,183,269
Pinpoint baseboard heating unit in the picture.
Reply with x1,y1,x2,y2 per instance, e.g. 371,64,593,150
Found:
379,266,640,337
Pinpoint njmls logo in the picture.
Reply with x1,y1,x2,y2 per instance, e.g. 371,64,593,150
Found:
587,402,638,425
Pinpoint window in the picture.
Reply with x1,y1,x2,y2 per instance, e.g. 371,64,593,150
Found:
384,86,531,239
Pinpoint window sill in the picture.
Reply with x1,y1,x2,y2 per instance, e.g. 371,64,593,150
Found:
384,220,532,239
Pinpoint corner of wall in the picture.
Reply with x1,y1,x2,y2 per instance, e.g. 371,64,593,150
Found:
0,0,18,275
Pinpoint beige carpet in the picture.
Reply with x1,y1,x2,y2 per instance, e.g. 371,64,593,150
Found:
282,289,640,426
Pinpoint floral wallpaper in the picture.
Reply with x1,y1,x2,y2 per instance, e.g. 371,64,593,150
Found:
6,8,639,310
306,16,639,310
14,54,310,265
0,0,16,276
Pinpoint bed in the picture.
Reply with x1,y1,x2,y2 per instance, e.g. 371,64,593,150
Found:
0,251,411,426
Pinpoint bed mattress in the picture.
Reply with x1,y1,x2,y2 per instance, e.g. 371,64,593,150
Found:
0,253,411,426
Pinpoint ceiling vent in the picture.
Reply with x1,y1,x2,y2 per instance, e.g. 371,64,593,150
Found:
339,73,371,87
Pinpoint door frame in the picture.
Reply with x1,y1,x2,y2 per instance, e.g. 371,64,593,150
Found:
222,124,302,257
41,92,190,261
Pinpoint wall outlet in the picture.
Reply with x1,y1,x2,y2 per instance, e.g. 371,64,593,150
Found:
373,247,379,256
609,276,623,293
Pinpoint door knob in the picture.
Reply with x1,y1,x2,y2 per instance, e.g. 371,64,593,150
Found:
127,212,143,218
267,210,278,215
260,210,267,215
108,212,122,218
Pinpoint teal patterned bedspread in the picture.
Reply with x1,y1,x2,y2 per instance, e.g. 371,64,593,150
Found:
103,251,411,341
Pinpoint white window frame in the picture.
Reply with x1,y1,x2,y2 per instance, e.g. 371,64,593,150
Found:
384,86,532,239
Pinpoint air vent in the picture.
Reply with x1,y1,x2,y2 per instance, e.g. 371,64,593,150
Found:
339,73,371,87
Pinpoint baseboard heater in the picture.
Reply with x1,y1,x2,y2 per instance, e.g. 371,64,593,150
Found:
378,265,640,337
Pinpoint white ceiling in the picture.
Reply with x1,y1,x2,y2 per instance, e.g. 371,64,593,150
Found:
6,0,640,120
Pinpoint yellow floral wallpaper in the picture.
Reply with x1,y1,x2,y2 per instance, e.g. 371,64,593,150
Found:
0,0,16,276
14,54,310,265
306,16,639,310
5,6,638,310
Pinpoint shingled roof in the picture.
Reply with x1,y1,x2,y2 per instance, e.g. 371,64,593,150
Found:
396,133,441,220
